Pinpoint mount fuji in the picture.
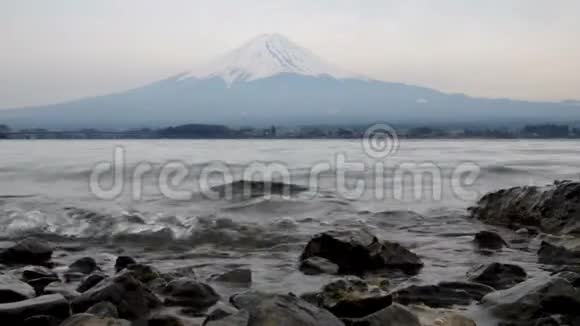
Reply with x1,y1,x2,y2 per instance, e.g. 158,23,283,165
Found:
1,34,579,129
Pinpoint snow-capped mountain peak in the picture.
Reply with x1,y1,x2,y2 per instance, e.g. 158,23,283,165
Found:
183,34,356,85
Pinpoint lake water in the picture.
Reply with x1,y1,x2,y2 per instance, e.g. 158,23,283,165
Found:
1,139,579,324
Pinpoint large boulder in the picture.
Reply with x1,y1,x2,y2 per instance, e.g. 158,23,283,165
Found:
226,291,345,326
482,274,580,324
0,238,53,265
467,262,527,290
0,294,70,324
300,229,423,275
68,257,98,275
470,181,580,234
0,274,36,303
392,282,495,308
71,273,161,320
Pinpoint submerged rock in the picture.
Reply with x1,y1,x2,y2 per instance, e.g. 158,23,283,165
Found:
483,274,580,323
467,262,527,290
0,274,36,303
227,291,344,326
213,268,252,285
392,282,494,308
0,294,70,324
0,238,53,265
470,181,580,234
473,231,507,250
210,180,308,199
300,229,423,275
72,273,161,320
299,256,340,275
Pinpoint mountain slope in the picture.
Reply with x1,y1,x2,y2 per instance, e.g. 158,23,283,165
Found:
0,34,578,129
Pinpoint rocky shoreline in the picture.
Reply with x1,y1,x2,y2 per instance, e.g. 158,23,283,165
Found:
0,181,579,325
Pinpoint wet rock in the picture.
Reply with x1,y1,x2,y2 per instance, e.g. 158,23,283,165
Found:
76,273,108,293
204,310,250,326
19,266,58,282
86,301,118,318
468,263,527,290
409,305,476,326
538,241,580,265
393,282,495,308
203,305,239,325
0,294,69,324
124,264,160,283
342,303,421,326
60,313,131,326
309,277,392,318
299,256,339,275
228,291,344,326
470,181,580,235
0,274,36,303
163,278,219,309
43,281,80,301
27,277,61,295
300,229,423,275
0,238,53,265
23,315,61,326
68,257,98,275
483,274,580,323
473,231,507,250
114,256,136,273
213,268,252,284
72,273,162,320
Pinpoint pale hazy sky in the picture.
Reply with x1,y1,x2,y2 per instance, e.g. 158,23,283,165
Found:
1,0,579,108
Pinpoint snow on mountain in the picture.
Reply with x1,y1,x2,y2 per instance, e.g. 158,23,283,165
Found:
181,34,358,85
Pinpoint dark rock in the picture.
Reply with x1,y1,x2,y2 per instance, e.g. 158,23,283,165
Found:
538,241,580,265
299,256,339,275
228,291,344,326
483,274,580,323
0,274,36,303
468,263,527,290
300,229,423,275
0,238,53,265
470,181,580,235
393,281,495,308
22,315,61,326
114,256,137,273
0,294,69,324
147,314,185,326
163,278,219,309
203,305,239,325
86,301,118,318
68,257,98,275
213,268,252,284
59,313,131,326
76,273,108,293
473,231,507,250
27,277,60,295
342,303,421,326
72,273,161,320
